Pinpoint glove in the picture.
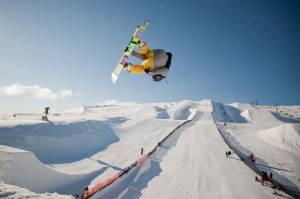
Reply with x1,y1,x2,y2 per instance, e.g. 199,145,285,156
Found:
124,62,132,73
137,41,146,48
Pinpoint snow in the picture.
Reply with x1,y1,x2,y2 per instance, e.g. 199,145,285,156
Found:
0,145,100,195
0,181,73,199
258,105,300,121
229,102,254,111
241,109,282,129
240,110,252,122
61,106,86,114
0,120,120,164
256,124,300,152
113,112,276,199
0,100,299,198
215,102,300,194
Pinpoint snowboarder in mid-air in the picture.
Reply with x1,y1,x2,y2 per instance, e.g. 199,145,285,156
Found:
124,41,172,82
111,21,172,83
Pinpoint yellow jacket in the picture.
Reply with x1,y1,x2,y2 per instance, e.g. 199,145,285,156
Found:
130,43,154,74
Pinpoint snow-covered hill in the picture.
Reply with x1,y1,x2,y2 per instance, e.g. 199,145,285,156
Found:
0,100,299,198
214,102,300,194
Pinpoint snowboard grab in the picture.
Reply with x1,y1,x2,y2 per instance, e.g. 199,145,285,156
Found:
111,21,172,83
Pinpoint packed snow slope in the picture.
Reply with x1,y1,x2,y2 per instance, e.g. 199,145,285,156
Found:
213,102,300,191
95,108,277,199
0,145,102,195
0,181,73,199
258,105,300,121
0,100,299,198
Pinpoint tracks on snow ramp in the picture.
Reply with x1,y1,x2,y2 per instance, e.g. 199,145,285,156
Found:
81,111,199,199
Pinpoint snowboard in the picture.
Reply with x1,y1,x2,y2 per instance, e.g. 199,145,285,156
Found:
111,21,150,83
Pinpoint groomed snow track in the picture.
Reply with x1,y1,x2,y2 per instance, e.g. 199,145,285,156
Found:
83,109,278,199
82,112,197,198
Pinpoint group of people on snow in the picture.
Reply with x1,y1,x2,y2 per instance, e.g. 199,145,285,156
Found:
226,150,279,195
255,171,278,194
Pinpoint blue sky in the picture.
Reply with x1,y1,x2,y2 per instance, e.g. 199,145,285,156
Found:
0,0,299,113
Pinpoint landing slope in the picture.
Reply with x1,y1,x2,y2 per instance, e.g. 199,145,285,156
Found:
92,104,276,199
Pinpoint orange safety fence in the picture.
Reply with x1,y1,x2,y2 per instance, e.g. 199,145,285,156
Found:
82,154,148,199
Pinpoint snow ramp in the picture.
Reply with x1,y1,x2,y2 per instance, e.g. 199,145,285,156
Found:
133,112,274,199
212,101,285,128
82,111,197,199
0,146,102,195
0,120,119,164
257,123,300,152
88,110,275,199
212,102,247,123
0,181,73,199
240,109,282,128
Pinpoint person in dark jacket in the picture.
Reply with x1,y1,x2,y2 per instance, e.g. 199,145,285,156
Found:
226,150,232,158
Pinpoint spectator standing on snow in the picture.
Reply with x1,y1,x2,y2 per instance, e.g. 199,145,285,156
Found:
261,172,268,185
261,172,265,185
264,172,268,181
261,175,264,185
248,153,255,162
226,150,232,158
44,107,50,116
42,107,50,121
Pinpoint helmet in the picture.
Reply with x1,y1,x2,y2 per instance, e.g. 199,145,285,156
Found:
152,74,165,82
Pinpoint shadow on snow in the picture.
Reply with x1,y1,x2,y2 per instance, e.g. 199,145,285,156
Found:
0,120,121,164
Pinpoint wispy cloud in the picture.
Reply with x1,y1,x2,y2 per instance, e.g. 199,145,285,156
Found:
0,84,74,101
